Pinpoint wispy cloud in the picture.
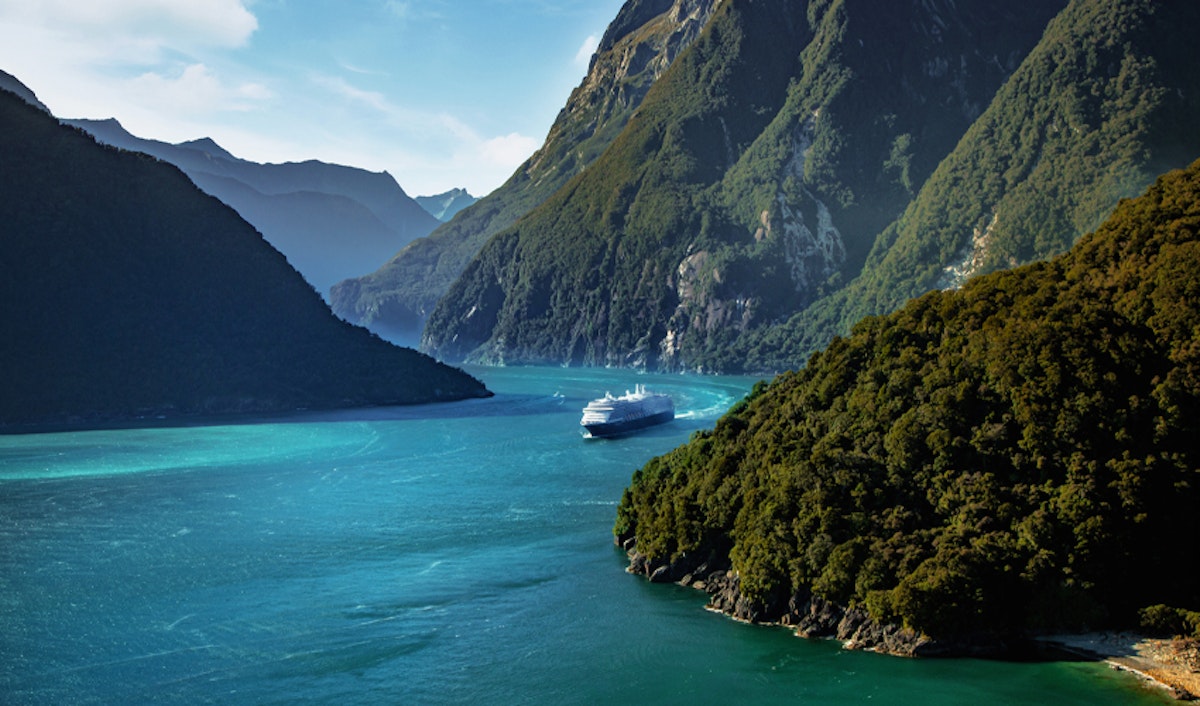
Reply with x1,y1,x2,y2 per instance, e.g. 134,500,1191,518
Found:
0,0,263,120
310,73,474,140
384,1,410,21
0,0,258,51
130,64,272,115
305,73,538,194
481,133,540,167
574,33,600,66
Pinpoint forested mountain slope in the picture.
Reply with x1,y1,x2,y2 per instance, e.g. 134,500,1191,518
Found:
422,0,1064,369
616,159,1200,651
329,0,718,343
0,89,489,429
737,0,1200,373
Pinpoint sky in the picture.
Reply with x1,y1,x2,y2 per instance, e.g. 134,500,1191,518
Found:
0,0,626,197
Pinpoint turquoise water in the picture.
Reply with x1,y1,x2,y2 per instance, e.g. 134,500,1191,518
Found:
0,366,1170,704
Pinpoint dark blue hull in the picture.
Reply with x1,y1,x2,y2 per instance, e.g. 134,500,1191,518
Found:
582,410,674,438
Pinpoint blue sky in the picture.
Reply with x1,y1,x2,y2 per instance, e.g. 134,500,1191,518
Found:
0,0,625,197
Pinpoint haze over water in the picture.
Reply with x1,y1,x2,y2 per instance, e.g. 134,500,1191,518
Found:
0,367,1171,704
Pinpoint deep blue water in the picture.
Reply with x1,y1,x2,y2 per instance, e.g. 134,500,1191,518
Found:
0,366,1171,704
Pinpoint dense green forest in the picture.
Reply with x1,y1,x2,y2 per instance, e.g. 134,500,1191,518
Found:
615,160,1200,643
0,89,489,428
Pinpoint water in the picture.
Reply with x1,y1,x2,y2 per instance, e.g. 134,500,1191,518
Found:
0,366,1170,705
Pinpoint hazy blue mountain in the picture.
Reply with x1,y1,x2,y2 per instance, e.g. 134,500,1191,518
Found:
64,117,440,298
416,188,477,221
330,0,719,345
0,88,489,429
0,69,50,113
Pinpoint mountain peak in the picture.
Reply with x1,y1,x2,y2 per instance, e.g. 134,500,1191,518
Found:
0,69,51,114
177,136,238,162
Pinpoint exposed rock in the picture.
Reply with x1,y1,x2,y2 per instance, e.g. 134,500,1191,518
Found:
620,535,963,657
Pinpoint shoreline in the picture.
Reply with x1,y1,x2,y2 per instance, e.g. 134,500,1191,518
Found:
1035,633,1199,701
621,546,1199,699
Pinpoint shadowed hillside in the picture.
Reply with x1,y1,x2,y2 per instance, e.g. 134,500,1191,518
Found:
0,89,489,429
65,116,439,298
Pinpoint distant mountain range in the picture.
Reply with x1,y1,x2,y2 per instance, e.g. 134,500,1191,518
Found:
415,188,477,222
54,116,441,300
0,84,489,428
337,0,1200,374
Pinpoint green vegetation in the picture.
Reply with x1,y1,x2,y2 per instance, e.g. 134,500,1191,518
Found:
738,0,1200,374
616,160,1200,639
1140,605,1200,640
426,0,1063,369
0,90,489,428
329,0,715,342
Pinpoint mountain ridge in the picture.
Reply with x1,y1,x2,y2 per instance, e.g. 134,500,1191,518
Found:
416,188,477,222
733,0,1200,373
328,0,719,344
422,0,1069,371
62,115,439,298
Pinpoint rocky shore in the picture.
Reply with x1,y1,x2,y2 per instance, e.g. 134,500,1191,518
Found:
621,540,955,656
620,537,1200,699
1038,633,1200,701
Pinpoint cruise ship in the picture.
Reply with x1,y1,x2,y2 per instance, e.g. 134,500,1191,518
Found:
580,385,674,438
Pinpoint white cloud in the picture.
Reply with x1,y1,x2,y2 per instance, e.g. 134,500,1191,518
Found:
575,34,600,66
0,0,257,51
311,73,477,143
129,64,272,115
480,133,539,168
0,0,268,134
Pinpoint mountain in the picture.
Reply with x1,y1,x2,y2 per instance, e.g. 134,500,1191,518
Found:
62,116,439,298
416,188,477,221
329,0,719,345
735,0,1200,373
615,158,1200,652
422,0,1069,369
0,88,489,429
0,68,50,113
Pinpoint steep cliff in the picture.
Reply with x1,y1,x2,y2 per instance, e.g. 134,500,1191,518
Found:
423,0,1062,369
738,0,1200,372
329,0,718,344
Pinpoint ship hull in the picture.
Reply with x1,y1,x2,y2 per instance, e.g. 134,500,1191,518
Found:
582,409,674,438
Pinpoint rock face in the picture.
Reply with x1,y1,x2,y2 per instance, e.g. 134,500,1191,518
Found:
422,0,1067,371
329,0,718,344
735,0,1200,373
621,539,1022,658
